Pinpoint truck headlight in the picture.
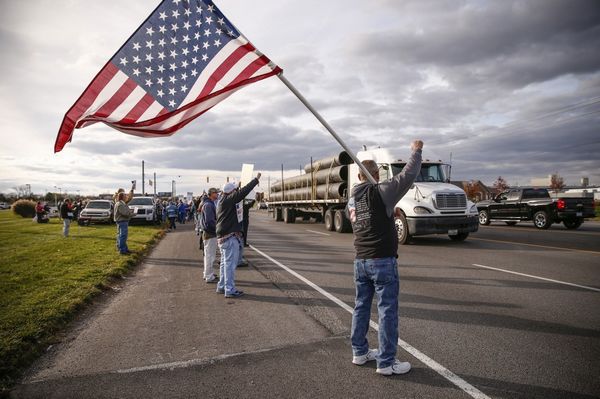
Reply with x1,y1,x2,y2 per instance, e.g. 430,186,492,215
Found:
413,206,433,214
469,204,478,214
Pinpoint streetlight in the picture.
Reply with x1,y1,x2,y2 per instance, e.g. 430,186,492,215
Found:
53,186,62,206
171,175,181,199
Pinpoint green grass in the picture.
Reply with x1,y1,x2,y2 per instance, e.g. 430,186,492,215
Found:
0,211,164,391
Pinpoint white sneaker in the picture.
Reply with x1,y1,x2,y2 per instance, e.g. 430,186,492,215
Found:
376,359,411,375
352,349,378,365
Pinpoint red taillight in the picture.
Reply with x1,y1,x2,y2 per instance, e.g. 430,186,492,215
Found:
557,199,566,210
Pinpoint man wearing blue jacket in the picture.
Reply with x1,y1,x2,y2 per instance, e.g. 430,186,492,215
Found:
216,174,261,298
200,188,219,283
347,140,423,376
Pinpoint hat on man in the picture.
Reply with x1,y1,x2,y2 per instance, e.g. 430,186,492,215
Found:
222,181,237,194
208,187,219,195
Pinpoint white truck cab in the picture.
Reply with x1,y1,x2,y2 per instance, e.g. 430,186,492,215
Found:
349,148,479,243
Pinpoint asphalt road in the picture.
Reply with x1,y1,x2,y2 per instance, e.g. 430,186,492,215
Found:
11,212,600,398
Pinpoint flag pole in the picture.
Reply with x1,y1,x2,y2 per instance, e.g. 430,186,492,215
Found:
277,73,377,185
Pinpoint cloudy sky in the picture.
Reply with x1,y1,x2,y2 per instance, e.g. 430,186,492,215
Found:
1,0,599,197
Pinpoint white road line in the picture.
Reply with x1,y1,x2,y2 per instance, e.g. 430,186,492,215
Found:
250,245,491,399
305,229,331,236
469,237,600,255
472,263,600,293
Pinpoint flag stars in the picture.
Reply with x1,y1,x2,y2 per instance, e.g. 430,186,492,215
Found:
196,7,203,14
158,51,166,60
182,34,190,43
169,50,178,58
194,32,201,40
133,68,141,76
159,25,166,34
204,28,211,36
145,79,153,87
158,65,165,73
171,23,179,32
191,56,198,64
145,66,154,74
182,48,189,56
145,40,154,49
119,57,128,66
172,0,181,5
183,21,191,30
214,39,221,47
181,72,188,80
181,60,189,68
191,69,198,77
169,100,176,107
169,76,177,84
170,36,179,45
195,19,202,27
205,16,213,24
157,89,164,97
193,44,200,52
158,38,166,47
157,77,165,85
180,84,188,93
217,18,225,25
132,55,141,64
202,53,208,61
184,8,192,17
159,11,167,21
169,63,177,71
169,87,176,95
207,5,215,12
146,27,154,36
172,9,180,19
133,42,141,51
215,28,223,35
145,53,154,62
203,41,210,49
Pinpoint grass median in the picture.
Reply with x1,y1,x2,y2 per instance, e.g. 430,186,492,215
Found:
0,211,164,391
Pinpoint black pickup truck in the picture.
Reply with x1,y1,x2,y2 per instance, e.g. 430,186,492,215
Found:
476,188,595,230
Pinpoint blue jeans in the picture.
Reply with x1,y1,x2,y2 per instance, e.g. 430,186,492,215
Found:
217,235,241,295
351,257,399,368
116,221,129,253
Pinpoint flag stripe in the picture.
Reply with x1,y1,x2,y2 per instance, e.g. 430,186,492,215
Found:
119,92,155,123
92,78,138,118
136,99,165,123
107,85,148,121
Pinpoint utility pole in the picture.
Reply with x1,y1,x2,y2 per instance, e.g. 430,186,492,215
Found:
142,160,145,195
153,172,157,196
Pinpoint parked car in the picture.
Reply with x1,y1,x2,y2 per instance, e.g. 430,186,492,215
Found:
476,187,595,229
78,200,114,225
0,202,10,210
127,196,157,223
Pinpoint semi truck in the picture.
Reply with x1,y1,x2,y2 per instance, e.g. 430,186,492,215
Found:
268,148,479,244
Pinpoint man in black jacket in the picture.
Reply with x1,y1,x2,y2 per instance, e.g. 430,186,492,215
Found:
348,140,422,376
59,198,74,237
216,174,261,298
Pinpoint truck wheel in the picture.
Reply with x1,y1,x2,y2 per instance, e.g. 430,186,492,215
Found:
275,207,283,222
283,208,295,223
478,210,491,225
395,213,410,245
563,219,583,229
324,210,335,231
505,221,517,226
449,232,469,241
334,210,352,233
533,210,551,229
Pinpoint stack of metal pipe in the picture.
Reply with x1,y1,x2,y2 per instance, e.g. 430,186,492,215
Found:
269,151,352,201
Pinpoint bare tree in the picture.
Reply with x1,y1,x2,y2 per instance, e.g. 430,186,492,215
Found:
550,174,565,192
492,176,509,194
465,181,481,202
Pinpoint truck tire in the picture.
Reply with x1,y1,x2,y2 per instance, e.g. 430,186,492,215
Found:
283,208,296,223
533,210,551,229
478,209,491,225
275,207,283,222
505,221,517,226
334,210,352,233
324,210,335,231
395,213,410,245
449,232,469,241
563,219,583,229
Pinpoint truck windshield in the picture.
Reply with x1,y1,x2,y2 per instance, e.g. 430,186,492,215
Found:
86,201,111,209
390,163,447,182
128,198,154,206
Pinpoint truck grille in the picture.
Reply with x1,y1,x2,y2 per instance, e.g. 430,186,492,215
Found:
435,193,466,209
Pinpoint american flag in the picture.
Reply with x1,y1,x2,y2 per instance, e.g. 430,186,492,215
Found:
55,0,282,153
